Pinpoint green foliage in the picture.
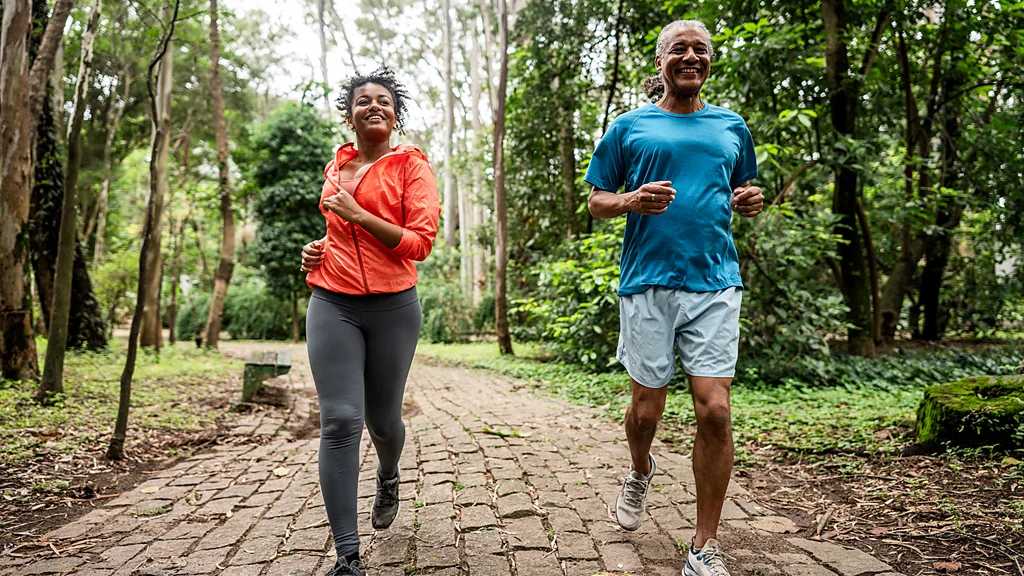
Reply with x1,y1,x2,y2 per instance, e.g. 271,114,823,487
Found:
247,103,337,302
176,274,304,341
417,247,474,343
92,250,140,335
512,220,623,371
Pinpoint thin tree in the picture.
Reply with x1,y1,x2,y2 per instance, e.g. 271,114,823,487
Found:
315,0,331,118
441,0,457,247
820,0,891,357
468,15,487,305
39,0,102,403
138,2,176,350
202,0,236,349
0,0,74,381
109,0,180,461
325,0,359,75
89,69,131,265
492,0,512,355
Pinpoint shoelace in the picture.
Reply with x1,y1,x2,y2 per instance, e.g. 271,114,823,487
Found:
621,471,648,508
376,479,399,508
698,546,730,576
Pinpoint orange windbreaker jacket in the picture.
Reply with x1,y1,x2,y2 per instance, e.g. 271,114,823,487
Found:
306,143,440,295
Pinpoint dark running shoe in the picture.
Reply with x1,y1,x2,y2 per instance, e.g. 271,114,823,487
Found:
326,557,365,576
371,471,400,529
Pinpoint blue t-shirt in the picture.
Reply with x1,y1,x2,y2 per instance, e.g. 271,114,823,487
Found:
584,103,758,296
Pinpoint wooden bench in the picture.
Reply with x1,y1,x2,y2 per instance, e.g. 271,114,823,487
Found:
242,351,292,402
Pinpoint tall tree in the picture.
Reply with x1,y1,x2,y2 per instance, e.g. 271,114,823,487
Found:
201,0,236,349
39,0,103,402
440,0,457,248
109,0,180,461
820,0,890,357
468,15,487,305
90,69,131,266
0,0,74,380
492,0,512,355
138,3,175,350
315,0,331,118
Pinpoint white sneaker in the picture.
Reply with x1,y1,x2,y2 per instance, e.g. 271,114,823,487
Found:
615,454,656,531
683,538,731,576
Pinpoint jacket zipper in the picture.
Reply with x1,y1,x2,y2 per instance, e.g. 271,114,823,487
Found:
335,150,405,294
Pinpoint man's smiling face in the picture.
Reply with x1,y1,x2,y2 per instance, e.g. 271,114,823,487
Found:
656,25,712,98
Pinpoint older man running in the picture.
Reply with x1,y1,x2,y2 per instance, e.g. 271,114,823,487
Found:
585,19,764,576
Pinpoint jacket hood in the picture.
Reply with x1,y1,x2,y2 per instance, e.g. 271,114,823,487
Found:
325,142,429,178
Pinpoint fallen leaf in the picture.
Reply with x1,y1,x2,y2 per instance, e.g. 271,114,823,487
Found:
874,429,892,441
272,467,290,477
868,527,888,536
934,561,961,573
140,487,159,494
1001,457,1021,467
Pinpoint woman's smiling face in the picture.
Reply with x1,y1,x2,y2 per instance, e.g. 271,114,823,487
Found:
656,25,712,97
349,82,397,140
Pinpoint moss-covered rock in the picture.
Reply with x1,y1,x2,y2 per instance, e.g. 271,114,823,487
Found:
916,375,1024,448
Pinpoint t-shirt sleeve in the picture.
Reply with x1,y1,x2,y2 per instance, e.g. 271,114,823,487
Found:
584,117,629,192
730,121,758,188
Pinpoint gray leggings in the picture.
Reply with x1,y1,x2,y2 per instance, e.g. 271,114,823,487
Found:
306,286,421,558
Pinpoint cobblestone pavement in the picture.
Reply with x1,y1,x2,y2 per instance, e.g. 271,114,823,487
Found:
2,344,903,576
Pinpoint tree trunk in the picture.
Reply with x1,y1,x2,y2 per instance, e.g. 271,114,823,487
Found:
202,0,236,350
109,0,180,461
167,213,185,345
492,0,512,355
821,0,875,357
138,27,174,350
589,0,623,234
40,0,102,402
558,117,578,238
92,71,131,266
326,0,359,75
441,0,457,247
190,212,212,286
0,0,38,382
292,295,300,342
469,18,487,305
316,0,331,118
30,83,106,352
1,0,73,380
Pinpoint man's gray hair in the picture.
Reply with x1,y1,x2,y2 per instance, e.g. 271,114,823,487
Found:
655,19,714,60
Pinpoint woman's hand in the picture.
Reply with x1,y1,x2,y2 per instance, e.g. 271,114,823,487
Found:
322,191,366,223
300,239,325,273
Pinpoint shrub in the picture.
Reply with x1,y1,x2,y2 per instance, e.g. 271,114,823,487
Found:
175,276,304,342
512,220,623,372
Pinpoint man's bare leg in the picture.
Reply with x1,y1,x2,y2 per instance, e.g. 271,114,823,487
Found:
689,376,733,549
625,378,668,475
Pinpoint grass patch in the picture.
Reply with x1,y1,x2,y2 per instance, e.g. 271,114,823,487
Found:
416,341,1024,463
0,337,243,467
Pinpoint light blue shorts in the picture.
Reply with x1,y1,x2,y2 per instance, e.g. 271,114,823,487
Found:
616,286,742,388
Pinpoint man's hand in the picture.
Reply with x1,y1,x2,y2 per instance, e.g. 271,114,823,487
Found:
731,183,763,217
300,239,324,273
629,181,676,215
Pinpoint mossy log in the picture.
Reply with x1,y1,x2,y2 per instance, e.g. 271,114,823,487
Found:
916,375,1024,448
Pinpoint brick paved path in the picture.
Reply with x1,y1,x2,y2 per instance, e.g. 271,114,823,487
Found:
2,345,903,576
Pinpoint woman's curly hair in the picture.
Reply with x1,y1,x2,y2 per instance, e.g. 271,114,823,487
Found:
335,66,410,133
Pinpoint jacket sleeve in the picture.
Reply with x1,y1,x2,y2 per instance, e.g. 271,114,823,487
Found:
392,156,440,262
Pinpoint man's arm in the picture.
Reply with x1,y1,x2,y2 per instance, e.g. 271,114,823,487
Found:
588,181,676,219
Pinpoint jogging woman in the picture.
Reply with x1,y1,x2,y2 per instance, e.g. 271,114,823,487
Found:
299,67,440,576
